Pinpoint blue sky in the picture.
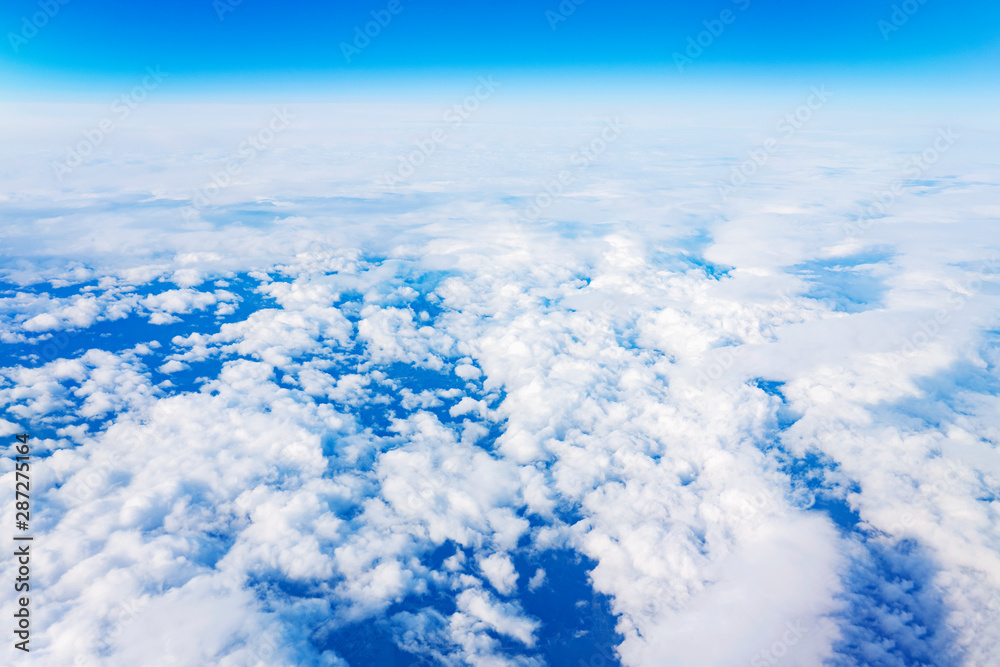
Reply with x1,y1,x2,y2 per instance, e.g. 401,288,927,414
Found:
2,0,998,97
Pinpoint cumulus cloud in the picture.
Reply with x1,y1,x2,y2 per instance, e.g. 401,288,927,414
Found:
479,553,519,596
141,288,219,324
1,102,999,666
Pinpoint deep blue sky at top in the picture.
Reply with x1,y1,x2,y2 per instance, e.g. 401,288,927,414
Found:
1,0,998,97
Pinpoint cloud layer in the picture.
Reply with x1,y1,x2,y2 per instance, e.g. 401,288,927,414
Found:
1,101,999,666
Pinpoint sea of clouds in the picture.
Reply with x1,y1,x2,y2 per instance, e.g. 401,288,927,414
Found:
1,97,999,666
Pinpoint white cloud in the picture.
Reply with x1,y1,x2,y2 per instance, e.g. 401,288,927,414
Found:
454,587,540,647
141,288,218,324
1,102,998,666
479,553,518,596
527,568,545,591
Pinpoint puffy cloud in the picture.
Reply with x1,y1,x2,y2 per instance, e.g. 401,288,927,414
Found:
1,102,999,666
141,288,219,324
357,305,454,370
478,553,518,596
454,587,540,647
171,305,353,368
